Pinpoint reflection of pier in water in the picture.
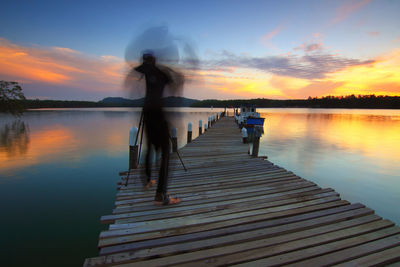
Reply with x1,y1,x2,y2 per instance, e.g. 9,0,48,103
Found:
85,116,400,266
0,120,30,158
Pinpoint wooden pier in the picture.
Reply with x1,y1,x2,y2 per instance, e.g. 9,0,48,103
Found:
84,116,400,266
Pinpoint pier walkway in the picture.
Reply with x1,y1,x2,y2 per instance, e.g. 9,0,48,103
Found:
84,116,400,266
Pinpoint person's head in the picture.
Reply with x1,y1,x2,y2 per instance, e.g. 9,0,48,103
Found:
142,51,156,65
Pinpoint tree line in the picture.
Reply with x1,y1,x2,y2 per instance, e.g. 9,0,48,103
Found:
1,81,400,115
190,95,400,109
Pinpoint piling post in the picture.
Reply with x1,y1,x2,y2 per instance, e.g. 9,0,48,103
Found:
208,116,211,128
252,125,262,157
171,127,178,152
204,123,208,132
187,122,192,143
199,120,203,135
129,127,139,169
242,127,248,144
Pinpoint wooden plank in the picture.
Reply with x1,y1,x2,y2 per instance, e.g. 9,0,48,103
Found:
334,245,400,267
101,187,328,224
284,230,400,266
90,214,381,266
230,227,400,267
102,196,342,238
112,188,336,224
104,220,396,267
98,201,350,247
99,208,376,257
110,192,340,229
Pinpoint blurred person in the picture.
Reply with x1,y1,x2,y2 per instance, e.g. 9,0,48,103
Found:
125,26,198,205
131,51,182,205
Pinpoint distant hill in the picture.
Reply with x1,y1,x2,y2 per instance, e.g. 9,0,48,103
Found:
99,96,199,107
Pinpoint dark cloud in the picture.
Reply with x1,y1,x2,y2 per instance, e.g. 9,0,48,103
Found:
201,51,374,80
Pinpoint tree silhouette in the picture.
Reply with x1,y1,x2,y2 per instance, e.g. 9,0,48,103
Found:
0,81,26,116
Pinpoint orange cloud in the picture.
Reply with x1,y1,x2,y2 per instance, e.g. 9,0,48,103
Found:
332,0,372,24
0,38,125,95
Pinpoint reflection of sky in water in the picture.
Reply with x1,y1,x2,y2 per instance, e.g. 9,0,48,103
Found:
0,108,221,267
1,108,399,266
257,108,400,225
0,108,220,176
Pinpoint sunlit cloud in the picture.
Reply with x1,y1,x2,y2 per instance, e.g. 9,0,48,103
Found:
332,0,372,24
1,36,399,101
0,38,126,99
327,48,400,96
195,46,400,99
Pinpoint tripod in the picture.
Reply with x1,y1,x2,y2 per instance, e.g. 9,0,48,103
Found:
125,110,187,187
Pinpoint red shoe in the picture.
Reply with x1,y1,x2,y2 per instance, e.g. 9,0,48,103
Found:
154,193,181,206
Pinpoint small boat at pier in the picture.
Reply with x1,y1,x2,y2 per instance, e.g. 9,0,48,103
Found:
235,105,265,135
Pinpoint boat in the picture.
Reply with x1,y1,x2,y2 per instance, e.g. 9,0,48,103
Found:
235,105,265,136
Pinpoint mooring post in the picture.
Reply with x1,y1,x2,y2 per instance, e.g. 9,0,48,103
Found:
252,125,262,157
129,126,139,169
242,127,248,144
171,127,178,152
208,116,211,128
199,120,203,135
204,123,208,132
187,122,192,143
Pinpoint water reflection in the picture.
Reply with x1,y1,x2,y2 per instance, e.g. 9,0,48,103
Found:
260,112,400,171
258,109,400,224
0,120,30,158
0,108,220,175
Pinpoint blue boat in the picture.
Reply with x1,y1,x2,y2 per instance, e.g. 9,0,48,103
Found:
235,105,265,135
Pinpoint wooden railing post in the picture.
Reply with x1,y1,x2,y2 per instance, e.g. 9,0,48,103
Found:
199,120,203,135
187,122,192,143
252,126,262,157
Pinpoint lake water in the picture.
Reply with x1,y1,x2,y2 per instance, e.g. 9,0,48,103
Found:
1,107,399,266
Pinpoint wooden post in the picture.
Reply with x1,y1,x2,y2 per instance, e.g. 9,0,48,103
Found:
129,126,138,169
199,120,202,135
171,127,178,152
208,116,211,128
204,123,207,132
241,127,248,144
187,122,192,143
252,125,262,157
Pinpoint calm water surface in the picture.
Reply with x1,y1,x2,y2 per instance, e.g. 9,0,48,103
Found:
1,107,399,266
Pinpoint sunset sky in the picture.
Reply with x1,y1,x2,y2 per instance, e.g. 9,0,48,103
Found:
1,0,400,100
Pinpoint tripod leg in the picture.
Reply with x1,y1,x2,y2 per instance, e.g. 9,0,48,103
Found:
126,111,144,186
168,134,187,171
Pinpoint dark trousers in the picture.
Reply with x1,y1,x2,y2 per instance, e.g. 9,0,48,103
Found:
143,108,170,194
